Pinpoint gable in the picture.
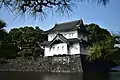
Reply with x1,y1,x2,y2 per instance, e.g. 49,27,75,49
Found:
48,30,78,41
48,33,69,47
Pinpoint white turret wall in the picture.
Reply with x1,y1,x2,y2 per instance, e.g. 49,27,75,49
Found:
69,43,80,55
44,43,68,56
48,30,78,41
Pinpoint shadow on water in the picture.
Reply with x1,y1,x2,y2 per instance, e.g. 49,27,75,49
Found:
83,72,110,80
0,72,120,80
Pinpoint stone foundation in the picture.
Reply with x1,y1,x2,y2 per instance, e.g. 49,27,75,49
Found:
0,55,83,72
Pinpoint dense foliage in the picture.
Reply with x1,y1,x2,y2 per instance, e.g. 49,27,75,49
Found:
7,26,47,57
108,34,120,64
85,23,115,60
0,20,6,29
0,20,47,58
0,43,18,58
0,20,8,42
85,24,120,64
0,20,17,58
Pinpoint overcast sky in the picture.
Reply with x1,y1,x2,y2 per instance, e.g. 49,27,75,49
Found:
0,0,120,33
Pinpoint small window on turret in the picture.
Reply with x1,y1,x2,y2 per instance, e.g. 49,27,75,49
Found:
57,47,59,50
53,47,55,50
69,33,71,37
71,33,74,36
62,46,64,50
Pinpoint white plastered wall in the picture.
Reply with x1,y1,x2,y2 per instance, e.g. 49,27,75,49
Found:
69,43,80,55
48,30,78,41
44,43,68,56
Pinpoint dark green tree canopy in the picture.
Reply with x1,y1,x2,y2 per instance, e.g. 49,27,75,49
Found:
0,20,18,58
7,26,47,57
0,19,6,29
0,19,8,41
85,23,115,60
0,20,47,58
85,23,112,44
0,43,18,58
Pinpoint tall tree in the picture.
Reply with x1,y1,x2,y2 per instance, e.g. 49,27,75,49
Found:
107,33,120,64
0,19,6,29
85,23,115,60
0,19,7,42
0,19,18,58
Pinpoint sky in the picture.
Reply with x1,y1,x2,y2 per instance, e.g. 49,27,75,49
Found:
0,0,120,33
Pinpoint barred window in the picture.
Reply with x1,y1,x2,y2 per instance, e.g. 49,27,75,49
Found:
57,47,59,50
53,47,55,50
62,46,64,50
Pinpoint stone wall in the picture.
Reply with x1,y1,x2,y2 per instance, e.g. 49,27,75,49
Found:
0,55,83,72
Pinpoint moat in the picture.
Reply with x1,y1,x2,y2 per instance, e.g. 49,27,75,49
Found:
0,72,120,80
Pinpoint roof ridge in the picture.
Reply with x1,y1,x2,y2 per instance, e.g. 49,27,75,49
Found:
56,19,80,25
46,19,84,33
48,20,80,32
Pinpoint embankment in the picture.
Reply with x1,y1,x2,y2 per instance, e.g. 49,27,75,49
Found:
0,55,83,72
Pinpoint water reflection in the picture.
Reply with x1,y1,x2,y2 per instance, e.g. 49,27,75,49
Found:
42,73,83,80
83,72,110,80
0,72,120,80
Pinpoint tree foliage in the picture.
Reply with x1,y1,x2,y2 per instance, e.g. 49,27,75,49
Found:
107,33,120,64
85,23,115,60
0,0,109,19
0,19,6,29
85,24,112,43
0,19,18,58
0,20,47,58
7,26,47,57
0,19,8,41
0,43,18,58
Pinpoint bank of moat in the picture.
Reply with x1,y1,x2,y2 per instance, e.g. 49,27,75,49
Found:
0,55,83,72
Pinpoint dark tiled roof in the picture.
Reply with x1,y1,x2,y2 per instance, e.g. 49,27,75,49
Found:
40,38,85,46
68,38,82,43
68,38,88,44
40,41,51,46
46,19,84,33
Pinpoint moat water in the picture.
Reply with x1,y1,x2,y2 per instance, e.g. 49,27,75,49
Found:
0,72,120,80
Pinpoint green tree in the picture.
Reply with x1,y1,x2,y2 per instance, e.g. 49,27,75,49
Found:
7,26,47,57
85,23,115,60
0,19,19,58
0,19,6,29
85,23,112,44
0,43,18,58
0,19,8,42
107,33,120,64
